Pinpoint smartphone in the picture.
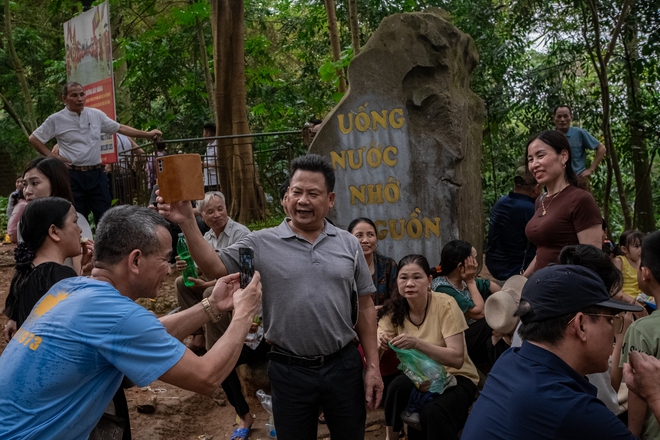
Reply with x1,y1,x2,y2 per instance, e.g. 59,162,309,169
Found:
239,248,254,289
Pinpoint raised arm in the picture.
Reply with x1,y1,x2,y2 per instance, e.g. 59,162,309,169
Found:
158,193,229,279
158,272,261,395
118,124,162,141
28,134,53,157
461,256,484,320
581,143,606,178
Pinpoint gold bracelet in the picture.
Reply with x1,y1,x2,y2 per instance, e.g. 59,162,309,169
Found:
201,298,222,323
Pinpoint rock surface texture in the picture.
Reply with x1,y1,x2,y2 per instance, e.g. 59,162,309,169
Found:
310,8,485,261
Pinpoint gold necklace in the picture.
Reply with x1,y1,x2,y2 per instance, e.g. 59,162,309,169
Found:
540,184,569,217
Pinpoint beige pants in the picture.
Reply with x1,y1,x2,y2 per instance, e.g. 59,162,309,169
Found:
175,275,232,350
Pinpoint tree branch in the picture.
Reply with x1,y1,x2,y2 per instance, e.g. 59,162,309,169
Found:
0,90,30,137
604,0,635,66
4,0,37,132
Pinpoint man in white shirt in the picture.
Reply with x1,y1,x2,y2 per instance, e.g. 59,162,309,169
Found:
202,123,220,191
28,81,162,223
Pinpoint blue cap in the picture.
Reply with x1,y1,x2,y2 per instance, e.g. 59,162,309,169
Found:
520,265,642,322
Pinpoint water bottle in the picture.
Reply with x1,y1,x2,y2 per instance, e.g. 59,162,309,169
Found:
176,233,198,287
256,389,276,437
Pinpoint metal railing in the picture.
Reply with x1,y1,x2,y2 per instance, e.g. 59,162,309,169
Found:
107,131,306,217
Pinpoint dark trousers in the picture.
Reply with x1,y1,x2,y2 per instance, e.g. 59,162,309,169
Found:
465,318,496,372
267,344,366,440
69,168,111,224
385,374,476,440
222,338,270,417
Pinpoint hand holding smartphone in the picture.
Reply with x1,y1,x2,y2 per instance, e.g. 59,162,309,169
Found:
239,248,254,289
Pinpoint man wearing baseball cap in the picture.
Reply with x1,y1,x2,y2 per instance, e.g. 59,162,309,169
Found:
462,265,643,439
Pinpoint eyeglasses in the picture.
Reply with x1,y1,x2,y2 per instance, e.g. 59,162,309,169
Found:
586,314,625,334
565,313,625,334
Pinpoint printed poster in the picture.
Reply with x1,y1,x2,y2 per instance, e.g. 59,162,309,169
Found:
64,1,118,164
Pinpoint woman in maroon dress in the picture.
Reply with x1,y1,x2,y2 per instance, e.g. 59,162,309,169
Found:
523,130,602,276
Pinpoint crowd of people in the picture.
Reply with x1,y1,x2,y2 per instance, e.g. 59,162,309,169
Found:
2,84,660,440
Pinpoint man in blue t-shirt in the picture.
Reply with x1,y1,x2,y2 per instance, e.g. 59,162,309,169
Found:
0,205,262,440
485,166,540,281
554,105,606,188
462,265,643,440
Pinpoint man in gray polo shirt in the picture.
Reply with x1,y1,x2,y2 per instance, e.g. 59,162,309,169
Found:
159,154,383,440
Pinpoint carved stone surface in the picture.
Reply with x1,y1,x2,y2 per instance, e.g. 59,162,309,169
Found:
309,8,485,262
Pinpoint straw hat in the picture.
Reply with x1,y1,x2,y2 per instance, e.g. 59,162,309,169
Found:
484,275,527,334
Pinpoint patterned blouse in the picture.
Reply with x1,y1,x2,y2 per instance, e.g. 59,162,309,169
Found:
371,252,398,306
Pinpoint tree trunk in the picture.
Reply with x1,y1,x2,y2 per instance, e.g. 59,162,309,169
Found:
196,14,216,123
4,0,37,132
624,19,655,232
579,0,633,228
228,0,265,223
212,0,234,202
211,0,265,223
599,74,631,229
0,90,30,136
323,0,347,93
348,0,360,56
603,155,613,239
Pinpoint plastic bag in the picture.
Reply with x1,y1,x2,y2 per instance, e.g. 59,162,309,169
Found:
389,343,451,394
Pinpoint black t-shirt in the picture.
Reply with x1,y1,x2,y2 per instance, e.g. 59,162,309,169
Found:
6,262,77,328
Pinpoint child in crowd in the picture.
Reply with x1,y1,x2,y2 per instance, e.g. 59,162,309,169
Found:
5,176,24,220
614,230,644,300
620,231,660,438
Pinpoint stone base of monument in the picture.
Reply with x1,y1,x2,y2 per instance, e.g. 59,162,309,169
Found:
238,361,271,398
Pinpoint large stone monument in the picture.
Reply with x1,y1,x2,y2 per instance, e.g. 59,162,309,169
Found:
309,8,485,262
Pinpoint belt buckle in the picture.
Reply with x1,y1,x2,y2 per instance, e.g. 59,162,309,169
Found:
309,354,324,368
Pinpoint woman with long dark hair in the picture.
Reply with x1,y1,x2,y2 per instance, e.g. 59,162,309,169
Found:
20,157,93,271
347,217,398,308
523,130,602,276
3,197,90,341
379,255,479,440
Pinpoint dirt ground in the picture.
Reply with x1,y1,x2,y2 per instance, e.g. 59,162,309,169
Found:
0,242,387,440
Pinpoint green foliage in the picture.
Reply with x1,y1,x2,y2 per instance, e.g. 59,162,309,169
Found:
116,1,213,140
247,213,286,232
0,0,79,167
0,0,658,232
243,0,338,132
319,47,352,102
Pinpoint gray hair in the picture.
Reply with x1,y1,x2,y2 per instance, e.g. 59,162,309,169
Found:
197,191,226,213
95,205,170,265
62,81,83,97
